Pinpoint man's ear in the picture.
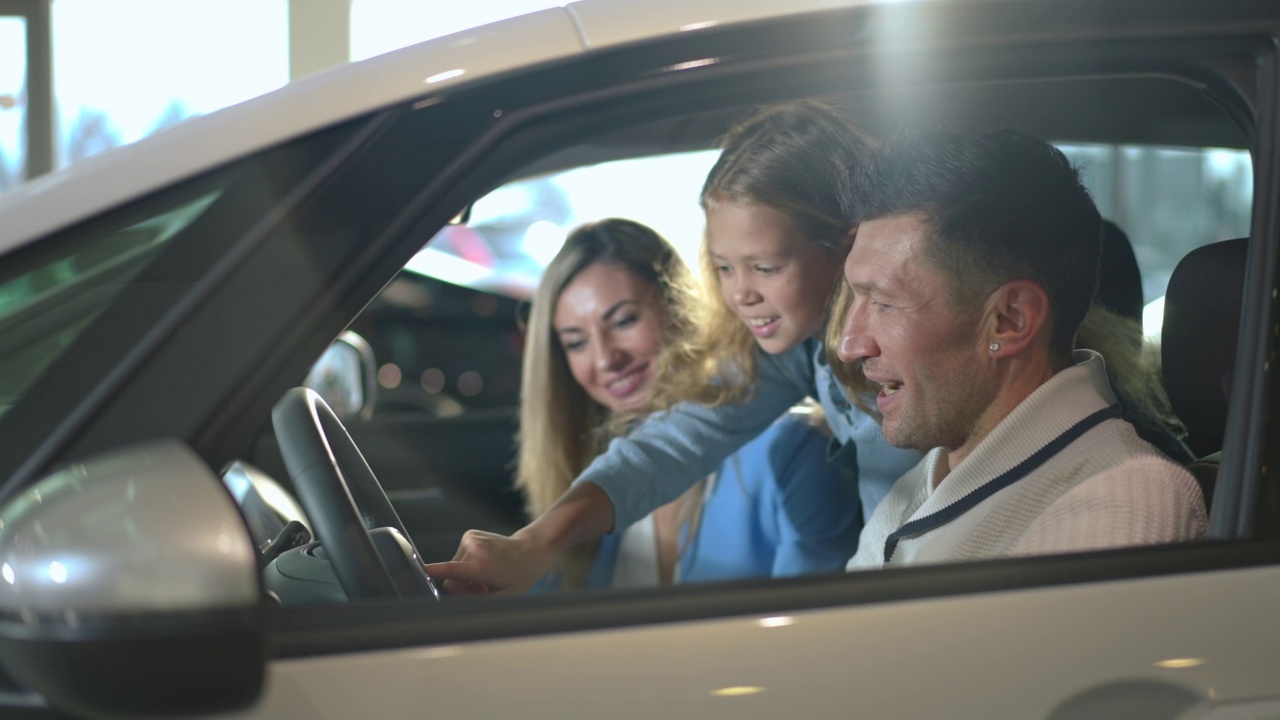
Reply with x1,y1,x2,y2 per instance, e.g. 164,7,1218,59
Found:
984,280,1050,357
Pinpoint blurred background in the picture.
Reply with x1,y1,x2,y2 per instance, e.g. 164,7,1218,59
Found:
0,0,565,191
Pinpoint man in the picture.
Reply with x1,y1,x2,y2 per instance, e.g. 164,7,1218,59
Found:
833,128,1207,569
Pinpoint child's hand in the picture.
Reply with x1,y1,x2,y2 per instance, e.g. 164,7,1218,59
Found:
426,529,557,595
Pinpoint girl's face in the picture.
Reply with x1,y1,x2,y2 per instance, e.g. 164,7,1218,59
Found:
554,262,666,413
706,201,843,355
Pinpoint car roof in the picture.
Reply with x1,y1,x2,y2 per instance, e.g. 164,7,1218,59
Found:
0,0,874,257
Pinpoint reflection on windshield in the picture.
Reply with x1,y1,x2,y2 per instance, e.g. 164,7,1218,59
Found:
0,190,222,420
0,191,219,319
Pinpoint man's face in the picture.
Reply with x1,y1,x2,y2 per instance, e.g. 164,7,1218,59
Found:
836,213,995,455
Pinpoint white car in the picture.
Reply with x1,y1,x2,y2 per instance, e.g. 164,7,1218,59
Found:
0,1,1277,718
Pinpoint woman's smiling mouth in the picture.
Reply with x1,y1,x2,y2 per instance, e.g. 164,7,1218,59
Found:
605,364,650,398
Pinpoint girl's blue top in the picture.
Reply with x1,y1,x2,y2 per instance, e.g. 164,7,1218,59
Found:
576,338,924,532
587,414,861,586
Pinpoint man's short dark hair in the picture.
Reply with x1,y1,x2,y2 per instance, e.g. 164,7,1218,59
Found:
843,127,1102,361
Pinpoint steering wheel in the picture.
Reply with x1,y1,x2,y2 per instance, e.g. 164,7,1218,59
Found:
271,387,438,600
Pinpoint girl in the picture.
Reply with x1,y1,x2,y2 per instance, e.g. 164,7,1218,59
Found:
520,218,860,589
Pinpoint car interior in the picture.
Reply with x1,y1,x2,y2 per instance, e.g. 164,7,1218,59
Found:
218,70,1256,601
1162,236,1249,507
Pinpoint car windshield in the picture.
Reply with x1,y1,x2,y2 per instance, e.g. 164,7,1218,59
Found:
0,190,221,420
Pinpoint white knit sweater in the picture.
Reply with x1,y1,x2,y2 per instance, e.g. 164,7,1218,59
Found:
847,351,1207,570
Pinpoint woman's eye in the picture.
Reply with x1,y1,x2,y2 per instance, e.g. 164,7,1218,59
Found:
615,314,637,328
754,265,779,275
562,339,586,352
714,265,731,275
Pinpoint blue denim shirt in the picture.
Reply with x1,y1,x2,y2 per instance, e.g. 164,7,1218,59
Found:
577,338,923,531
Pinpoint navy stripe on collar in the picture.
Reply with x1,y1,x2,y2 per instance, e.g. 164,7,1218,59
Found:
883,403,1123,563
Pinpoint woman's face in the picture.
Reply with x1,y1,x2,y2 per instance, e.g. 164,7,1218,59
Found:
554,262,666,413
705,201,844,354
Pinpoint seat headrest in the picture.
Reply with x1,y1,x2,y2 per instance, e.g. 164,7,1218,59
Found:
1161,237,1247,458
1096,220,1144,322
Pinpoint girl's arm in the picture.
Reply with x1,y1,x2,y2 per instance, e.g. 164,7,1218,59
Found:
427,344,813,594
763,417,863,576
575,344,813,531
426,480,614,594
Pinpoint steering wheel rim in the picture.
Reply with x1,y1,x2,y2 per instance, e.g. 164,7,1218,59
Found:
272,386,433,600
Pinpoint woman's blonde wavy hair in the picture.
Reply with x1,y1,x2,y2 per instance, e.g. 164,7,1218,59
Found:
647,100,877,412
516,219,703,587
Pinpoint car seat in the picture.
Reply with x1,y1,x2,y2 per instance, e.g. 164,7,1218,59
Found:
1160,237,1248,509
1097,220,1145,322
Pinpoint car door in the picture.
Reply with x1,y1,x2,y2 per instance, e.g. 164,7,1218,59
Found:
0,1,1278,719
230,3,1280,718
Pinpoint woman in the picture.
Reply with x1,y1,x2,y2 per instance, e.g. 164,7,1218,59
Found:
519,218,860,589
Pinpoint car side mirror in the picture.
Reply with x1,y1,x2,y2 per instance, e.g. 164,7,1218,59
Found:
0,440,265,718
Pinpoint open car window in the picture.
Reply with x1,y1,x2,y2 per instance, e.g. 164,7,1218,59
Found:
284,120,1256,599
